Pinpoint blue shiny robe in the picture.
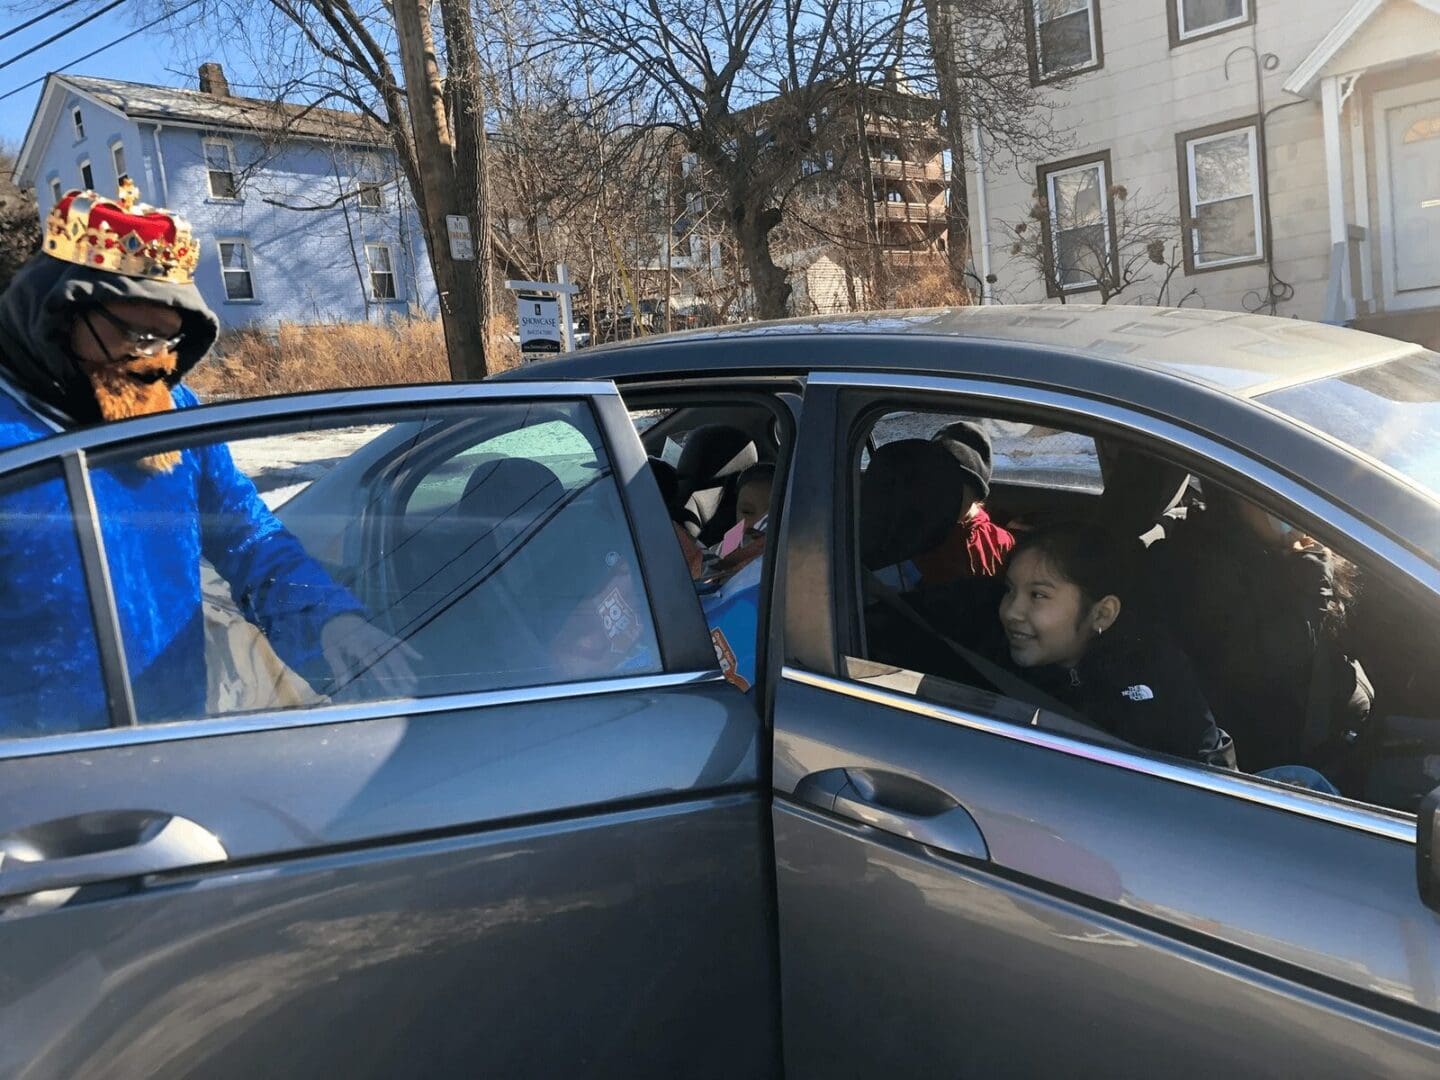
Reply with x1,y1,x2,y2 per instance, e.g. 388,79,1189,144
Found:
0,385,361,734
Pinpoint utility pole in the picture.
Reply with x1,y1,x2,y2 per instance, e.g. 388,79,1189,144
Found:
393,0,491,379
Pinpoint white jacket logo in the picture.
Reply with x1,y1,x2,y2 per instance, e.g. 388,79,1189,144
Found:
1122,684,1154,702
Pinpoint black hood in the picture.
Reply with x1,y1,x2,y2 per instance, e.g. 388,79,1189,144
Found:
0,253,220,427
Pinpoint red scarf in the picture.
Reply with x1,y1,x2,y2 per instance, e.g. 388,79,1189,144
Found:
912,507,1015,583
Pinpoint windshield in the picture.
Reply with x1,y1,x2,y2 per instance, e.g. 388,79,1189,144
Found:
1259,350,1440,501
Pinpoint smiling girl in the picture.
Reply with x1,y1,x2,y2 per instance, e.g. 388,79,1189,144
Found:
999,522,1236,768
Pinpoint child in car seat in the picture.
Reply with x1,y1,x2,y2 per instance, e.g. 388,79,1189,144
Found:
999,521,1237,768
912,421,1015,584
695,463,776,695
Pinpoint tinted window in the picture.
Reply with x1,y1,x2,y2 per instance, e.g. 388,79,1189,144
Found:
89,401,661,725
0,464,108,738
1259,350,1440,502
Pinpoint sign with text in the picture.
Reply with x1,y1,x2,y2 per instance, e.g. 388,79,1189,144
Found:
517,293,562,356
445,214,474,261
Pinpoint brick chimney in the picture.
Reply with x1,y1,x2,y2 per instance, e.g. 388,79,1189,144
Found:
198,62,230,97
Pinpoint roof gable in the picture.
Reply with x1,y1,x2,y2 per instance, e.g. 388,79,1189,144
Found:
13,75,132,186
1285,0,1440,97
13,72,388,187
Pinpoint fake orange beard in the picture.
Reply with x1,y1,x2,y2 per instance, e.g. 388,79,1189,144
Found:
81,349,182,472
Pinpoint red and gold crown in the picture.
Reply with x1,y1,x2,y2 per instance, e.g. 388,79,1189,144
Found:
44,177,199,286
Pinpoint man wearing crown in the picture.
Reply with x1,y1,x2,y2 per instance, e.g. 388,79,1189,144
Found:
0,180,413,734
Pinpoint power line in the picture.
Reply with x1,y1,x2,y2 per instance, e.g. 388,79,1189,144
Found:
0,0,200,103
0,0,87,45
0,0,128,74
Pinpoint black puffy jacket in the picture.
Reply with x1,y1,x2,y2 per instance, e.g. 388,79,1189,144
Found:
1021,622,1238,769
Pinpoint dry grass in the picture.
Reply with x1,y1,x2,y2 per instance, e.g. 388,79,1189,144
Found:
187,318,522,399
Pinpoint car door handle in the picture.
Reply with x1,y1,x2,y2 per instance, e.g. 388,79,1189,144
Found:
795,767,989,861
0,812,228,900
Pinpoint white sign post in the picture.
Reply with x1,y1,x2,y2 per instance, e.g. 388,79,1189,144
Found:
504,264,580,360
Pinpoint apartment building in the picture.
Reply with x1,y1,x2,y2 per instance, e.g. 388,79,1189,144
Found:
970,0,1440,347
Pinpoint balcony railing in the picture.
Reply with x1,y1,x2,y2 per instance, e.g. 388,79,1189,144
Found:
876,200,942,224
871,158,944,182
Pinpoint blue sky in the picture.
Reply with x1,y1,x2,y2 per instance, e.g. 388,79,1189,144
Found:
0,6,257,148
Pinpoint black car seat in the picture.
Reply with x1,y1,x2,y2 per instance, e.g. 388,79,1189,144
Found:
858,440,988,679
1095,444,1190,544
675,425,759,545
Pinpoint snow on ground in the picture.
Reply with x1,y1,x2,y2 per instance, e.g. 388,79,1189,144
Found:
228,425,391,509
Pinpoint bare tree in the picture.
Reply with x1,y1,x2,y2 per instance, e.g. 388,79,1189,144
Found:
543,0,906,318
1005,184,1186,305
153,0,495,376
914,0,1069,292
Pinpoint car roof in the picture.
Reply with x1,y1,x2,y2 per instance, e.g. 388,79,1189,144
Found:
511,304,1424,399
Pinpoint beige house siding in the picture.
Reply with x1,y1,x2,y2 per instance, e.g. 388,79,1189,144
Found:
970,0,1402,320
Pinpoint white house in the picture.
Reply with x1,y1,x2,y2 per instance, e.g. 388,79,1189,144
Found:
971,0,1440,348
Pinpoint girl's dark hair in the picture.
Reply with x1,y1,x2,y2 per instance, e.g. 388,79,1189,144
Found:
1011,521,1141,612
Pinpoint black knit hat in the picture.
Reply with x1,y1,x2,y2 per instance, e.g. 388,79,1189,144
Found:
932,420,994,499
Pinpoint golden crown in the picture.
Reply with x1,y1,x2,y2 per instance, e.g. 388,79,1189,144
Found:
44,177,199,286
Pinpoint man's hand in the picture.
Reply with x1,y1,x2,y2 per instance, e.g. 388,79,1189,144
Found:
321,613,420,697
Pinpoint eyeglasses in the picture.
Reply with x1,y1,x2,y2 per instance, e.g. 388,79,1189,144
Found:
84,305,185,358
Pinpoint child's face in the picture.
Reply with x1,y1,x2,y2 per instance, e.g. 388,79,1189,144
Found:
999,547,1100,670
737,479,771,530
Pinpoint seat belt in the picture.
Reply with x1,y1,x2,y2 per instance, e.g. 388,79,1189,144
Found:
862,569,1082,723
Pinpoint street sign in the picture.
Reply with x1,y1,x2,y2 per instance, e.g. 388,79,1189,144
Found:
517,293,562,356
445,214,474,261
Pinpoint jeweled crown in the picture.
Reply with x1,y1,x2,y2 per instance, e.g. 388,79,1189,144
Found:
44,177,199,285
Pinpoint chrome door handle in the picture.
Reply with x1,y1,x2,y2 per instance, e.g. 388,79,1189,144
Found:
0,813,228,900
832,786,989,860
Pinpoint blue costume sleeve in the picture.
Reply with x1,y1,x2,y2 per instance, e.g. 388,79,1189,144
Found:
185,388,363,685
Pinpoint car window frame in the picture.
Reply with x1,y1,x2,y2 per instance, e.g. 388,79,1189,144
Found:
0,381,721,759
784,370,1436,844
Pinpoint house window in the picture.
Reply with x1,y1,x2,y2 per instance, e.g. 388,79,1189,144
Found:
79,160,94,191
204,139,238,199
1038,152,1114,292
1179,122,1264,269
111,143,126,182
365,243,397,300
49,178,62,204
72,108,85,140
218,240,255,300
358,182,384,209
1169,0,1251,44
1029,0,1101,81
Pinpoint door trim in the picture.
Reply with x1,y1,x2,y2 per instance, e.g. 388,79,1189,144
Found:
0,381,623,476
783,666,1416,845
0,669,725,761
1372,78,1440,312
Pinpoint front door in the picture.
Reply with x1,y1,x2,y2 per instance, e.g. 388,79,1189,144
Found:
1378,84,1440,310
0,382,778,1078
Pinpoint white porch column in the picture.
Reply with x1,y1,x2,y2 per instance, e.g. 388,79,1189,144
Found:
1321,74,1352,321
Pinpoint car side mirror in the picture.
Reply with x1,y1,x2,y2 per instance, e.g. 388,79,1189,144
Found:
1419,786,1440,913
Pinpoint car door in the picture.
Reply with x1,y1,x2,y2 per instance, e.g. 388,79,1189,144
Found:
0,381,778,1080
771,371,1440,1078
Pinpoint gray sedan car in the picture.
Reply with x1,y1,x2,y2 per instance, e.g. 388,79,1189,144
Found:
2,305,1439,1077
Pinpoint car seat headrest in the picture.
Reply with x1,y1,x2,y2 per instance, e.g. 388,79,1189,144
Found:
1097,446,1189,538
461,456,564,523
860,439,968,570
676,425,759,495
